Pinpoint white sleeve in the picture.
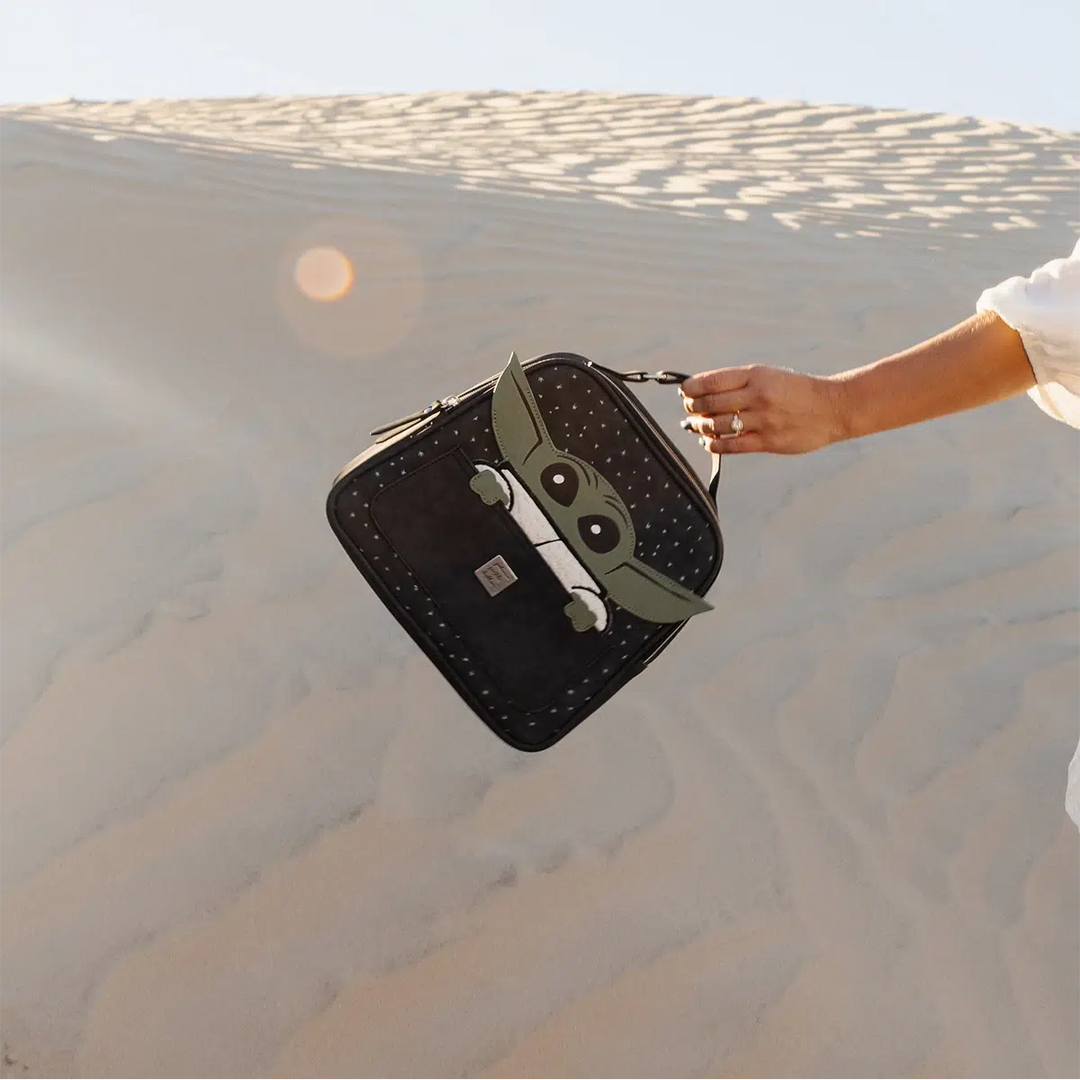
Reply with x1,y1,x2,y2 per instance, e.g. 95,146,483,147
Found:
1068,743,1080,831
980,242,1080,830
976,238,1080,428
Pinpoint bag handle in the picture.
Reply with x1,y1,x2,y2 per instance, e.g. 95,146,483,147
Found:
587,364,722,504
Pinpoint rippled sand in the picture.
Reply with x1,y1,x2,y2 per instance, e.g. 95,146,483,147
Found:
1,92,1077,1078
5,91,1077,241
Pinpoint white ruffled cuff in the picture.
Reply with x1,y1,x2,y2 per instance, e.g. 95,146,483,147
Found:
1068,741,1080,830
976,239,1080,428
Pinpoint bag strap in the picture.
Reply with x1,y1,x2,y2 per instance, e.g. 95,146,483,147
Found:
588,364,722,504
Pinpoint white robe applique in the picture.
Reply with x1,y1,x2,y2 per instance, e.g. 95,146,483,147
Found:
473,465,609,632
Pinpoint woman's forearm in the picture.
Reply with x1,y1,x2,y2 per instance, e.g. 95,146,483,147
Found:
827,310,1036,441
681,310,1038,455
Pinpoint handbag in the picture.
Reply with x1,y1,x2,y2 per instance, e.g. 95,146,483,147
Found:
326,351,723,751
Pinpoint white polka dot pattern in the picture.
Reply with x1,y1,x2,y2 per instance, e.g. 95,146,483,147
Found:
329,354,722,749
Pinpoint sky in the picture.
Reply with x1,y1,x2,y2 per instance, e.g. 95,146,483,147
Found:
1,0,1077,131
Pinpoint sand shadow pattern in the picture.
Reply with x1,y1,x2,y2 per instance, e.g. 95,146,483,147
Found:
3,91,1077,240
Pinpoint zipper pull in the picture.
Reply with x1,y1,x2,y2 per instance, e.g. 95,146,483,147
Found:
370,400,441,439
368,395,462,440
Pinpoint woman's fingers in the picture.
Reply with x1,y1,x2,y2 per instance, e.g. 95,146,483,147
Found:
679,365,842,456
702,432,766,454
680,367,753,399
682,412,755,437
681,386,756,417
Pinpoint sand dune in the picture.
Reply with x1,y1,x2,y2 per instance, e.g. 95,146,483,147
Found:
5,92,1077,240
0,92,1077,1077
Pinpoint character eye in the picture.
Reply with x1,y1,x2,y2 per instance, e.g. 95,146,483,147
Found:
578,514,620,554
541,462,579,506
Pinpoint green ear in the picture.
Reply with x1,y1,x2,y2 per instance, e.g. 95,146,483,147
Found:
603,559,713,623
491,352,551,466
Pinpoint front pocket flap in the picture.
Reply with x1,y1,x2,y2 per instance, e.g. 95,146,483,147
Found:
370,449,607,712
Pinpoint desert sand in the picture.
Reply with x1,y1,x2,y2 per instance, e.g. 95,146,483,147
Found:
0,92,1077,1078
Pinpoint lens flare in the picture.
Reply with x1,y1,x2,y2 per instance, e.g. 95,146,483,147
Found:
293,246,354,302
277,219,425,359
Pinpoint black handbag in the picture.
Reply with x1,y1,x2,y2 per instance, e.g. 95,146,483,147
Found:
326,351,723,751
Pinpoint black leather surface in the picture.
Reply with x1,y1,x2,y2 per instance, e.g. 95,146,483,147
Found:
328,354,722,750
371,450,607,711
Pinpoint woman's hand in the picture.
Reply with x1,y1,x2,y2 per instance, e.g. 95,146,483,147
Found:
680,365,845,455
680,312,1037,455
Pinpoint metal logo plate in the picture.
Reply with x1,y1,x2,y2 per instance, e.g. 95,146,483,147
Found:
475,555,518,597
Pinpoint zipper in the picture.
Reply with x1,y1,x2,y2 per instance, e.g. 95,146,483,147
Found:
503,351,717,519
366,354,716,521
369,395,460,439
368,370,501,439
